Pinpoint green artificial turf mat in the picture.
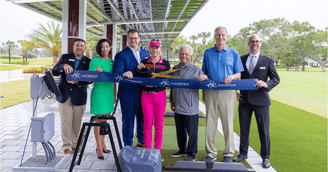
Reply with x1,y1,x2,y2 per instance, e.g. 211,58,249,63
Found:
233,100,327,172
161,149,252,171
133,126,225,150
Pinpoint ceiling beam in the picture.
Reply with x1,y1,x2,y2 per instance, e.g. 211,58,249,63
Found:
40,2,101,25
140,38,176,41
161,0,171,40
16,3,61,22
86,18,189,27
10,0,60,3
106,0,132,29
149,0,154,33
86,29,102,37
87,0,127,34
118,30,182,36
128,0,149,42
167,0,190,47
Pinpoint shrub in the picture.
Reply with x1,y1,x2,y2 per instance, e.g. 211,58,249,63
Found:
23,66,52,73
0,55,22,59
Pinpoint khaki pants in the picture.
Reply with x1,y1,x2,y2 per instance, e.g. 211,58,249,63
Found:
58,96,86,150
205,90,236,158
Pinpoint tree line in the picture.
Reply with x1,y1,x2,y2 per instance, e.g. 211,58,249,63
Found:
2,18,326,71
170,18,327,72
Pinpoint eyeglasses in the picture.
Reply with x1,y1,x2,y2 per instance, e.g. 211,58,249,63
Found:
128,37,139,40
249,40,261,43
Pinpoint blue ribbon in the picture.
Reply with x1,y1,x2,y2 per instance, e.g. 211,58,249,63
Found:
67,70,258,90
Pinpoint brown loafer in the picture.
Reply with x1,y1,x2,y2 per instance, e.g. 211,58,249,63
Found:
136,141,145,148
61,149,70,155
72,148,81,155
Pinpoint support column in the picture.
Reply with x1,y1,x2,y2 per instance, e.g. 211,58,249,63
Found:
122,35,127,49
112,24,117,60
62,0,87,54
120,35,123,51
105,24,113,59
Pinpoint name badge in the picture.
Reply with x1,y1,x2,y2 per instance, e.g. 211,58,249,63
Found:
69,59,75,62
260,67,266,69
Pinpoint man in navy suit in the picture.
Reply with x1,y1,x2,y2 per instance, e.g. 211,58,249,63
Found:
233,35,280,168
113,29,149,147
52,39,91,155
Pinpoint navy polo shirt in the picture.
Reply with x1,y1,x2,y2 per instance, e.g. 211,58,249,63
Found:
202,44,244,81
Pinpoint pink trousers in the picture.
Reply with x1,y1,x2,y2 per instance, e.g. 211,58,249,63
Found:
141,90,167,150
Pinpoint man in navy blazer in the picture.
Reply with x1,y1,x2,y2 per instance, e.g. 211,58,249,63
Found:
233,35,280,168
52,39,91,155
113,29,149,147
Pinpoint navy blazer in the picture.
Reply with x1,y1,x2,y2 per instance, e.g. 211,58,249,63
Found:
52,53,91,105
113,47,149,103
239,53,280,106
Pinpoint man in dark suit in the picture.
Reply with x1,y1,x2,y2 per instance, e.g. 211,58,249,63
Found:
52,39,91,155
113,29,149,147
233,35,280,168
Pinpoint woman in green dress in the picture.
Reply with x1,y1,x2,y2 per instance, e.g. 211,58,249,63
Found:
89,39,115,160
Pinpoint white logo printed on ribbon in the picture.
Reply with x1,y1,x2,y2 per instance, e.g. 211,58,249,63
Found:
115,75,124,82
71,71,81,80
206,81,217,89
159,79,170,87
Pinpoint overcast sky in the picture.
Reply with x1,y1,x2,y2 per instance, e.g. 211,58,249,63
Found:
0,0,327,46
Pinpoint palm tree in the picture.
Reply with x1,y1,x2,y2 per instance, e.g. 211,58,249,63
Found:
86,33,100,59
18,40,36,63
197,32,211,58
189,35,198,63
2,40,17,63
29,21,62,66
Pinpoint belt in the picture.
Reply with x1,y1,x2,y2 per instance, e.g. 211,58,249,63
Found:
143,90,163,94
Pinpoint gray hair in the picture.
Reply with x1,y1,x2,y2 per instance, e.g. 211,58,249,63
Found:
178,44,193,55
214,26,228,36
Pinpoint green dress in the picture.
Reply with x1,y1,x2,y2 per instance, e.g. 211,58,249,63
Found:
89,57,114,115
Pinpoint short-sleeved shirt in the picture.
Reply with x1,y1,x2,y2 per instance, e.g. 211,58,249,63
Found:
136,57,170,92
202,44,244,80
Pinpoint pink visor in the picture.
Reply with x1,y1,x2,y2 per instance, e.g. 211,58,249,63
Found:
149,40,161,47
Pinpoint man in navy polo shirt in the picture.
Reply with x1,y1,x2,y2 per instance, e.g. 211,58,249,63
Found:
202,26,244,162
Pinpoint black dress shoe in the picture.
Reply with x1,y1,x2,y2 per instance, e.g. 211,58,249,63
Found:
233,154,247,162
262,159,271,168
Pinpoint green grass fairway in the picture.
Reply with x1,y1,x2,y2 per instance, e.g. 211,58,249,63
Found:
0,79,31,109
233,100,327,172
0,65,31,71
1,58,53,66
269,70,327,117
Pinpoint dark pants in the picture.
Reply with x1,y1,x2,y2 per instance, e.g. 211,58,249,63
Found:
121,101,144,146
238,103,270,159
174,113,198,159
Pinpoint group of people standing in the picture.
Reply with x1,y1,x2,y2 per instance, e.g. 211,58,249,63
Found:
52,26,279,169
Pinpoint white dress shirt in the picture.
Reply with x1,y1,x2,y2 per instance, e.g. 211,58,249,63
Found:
127,45,141,64
246,52,260,72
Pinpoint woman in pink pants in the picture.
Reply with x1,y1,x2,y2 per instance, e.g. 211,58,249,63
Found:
124,39,170,150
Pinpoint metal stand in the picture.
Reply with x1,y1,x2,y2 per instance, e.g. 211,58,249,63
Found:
69,115,123,172
13,74,67,171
